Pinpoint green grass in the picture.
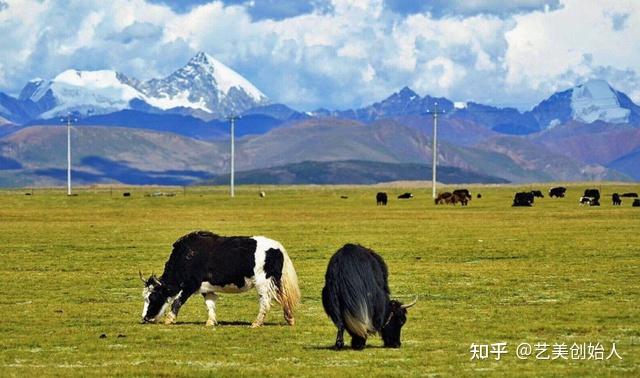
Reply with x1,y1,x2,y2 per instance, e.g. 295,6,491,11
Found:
0,184,638,377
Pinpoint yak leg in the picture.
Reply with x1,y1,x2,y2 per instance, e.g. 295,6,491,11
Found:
283,303,295,326
164,288,194,324
347,330,367,350
251,293,272,328
203,293,218,327
333,327,345,350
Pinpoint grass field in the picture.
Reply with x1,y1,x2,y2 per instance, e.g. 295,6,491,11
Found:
0,184,638,377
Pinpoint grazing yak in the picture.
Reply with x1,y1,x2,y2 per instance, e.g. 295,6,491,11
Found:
583,189,601,201
531,190,544,198
580,189,601,207
376,192,388,206
633,199,640,207
549,187,567,198
322,244,416,350
612,193,622,206
452,193,468,206
140,231,300,328
453,189,471,201
435,192,467,205
512,192,534,207
621,192,639,198
397,192,413,199
580,196,600,206
435,192,453,205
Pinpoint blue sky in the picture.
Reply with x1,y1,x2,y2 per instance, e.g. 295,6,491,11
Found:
0,0,638,110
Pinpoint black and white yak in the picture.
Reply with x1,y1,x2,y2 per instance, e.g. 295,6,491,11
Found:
140,231,301,328
322,244,416,350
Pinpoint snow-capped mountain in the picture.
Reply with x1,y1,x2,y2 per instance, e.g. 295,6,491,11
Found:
531,79,640,129
138,52,269,118
571,80,629,124
7,52,269,120
22,70,144,118
335,80,640,135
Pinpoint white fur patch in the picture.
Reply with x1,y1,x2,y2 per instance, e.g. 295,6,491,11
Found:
199,279,254,294
141,286,181,322
251,236,283,302
344,304,375,338
141,285,154,319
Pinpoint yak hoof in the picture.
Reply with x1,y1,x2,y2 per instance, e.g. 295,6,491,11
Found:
250,322,263,328
164,313,176,325
351,336,366,350
333,341,344,350
285,317,295,326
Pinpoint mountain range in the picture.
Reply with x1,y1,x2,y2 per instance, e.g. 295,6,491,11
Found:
1,52,639,186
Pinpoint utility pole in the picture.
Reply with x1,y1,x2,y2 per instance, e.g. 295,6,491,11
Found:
227,115,240,197
60,113,77,196
427,103,445,199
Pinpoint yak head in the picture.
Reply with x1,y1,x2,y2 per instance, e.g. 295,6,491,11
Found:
139,271,173,323
381,297,416,348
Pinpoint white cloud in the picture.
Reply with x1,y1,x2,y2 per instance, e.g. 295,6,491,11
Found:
0,0,638,111
505,0,640,101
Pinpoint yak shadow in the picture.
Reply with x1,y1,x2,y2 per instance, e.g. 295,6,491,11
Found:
169,320,279,327
305,344,386,351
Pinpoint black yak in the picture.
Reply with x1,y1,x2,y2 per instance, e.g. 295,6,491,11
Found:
549,187,567,198
376,192,388,206
322,244,416,350
531,190,544,198
512,192,534,207
612,193,622,206
583,189,601,201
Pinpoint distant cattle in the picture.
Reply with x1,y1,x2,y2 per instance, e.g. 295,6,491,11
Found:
322,244,416,350
621,192,638,198
477,193,482,199
580,196,599,206
435,192,453,205
452,193,468,206
397,193,413,199
123,192,131,197
549,187,567,198
531,190,544,198
612,193,622,206
259,191,266,198
512,192,534,207
340,196,349,199
583,189,601,201
453,189,471,202
376,192,388,206
633,199,640,207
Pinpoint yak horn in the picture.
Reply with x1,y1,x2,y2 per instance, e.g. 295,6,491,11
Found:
401,296,418,309
151,274,162,286
139,270,146,284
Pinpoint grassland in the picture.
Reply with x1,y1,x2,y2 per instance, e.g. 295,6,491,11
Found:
0,184,638,377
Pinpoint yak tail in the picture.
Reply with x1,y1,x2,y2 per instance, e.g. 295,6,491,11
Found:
276,249,301,319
